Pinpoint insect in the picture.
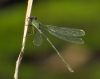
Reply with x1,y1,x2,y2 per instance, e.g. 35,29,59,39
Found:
28,16,85,72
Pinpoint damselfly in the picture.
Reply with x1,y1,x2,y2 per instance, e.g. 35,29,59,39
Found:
29,16,85,72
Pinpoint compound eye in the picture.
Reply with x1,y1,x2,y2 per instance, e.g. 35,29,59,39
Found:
33,16,37,20
29,16,33,21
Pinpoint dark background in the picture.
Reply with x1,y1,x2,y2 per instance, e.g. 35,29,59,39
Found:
0,0,100,79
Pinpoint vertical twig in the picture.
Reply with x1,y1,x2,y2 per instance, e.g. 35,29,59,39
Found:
14,0,33,79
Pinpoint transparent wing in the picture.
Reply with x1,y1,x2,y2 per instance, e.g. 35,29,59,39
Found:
33,31,43,46
44,25,85,36
47,30,84,44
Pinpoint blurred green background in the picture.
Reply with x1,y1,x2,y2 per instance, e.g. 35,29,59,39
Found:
0,0,100,79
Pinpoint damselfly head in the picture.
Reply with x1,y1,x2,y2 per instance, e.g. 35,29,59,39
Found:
29,16,37,21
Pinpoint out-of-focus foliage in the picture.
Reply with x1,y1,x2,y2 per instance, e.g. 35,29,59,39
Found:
0,0,100,79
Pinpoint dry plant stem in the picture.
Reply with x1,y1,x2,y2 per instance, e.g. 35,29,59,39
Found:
14,0,33,79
